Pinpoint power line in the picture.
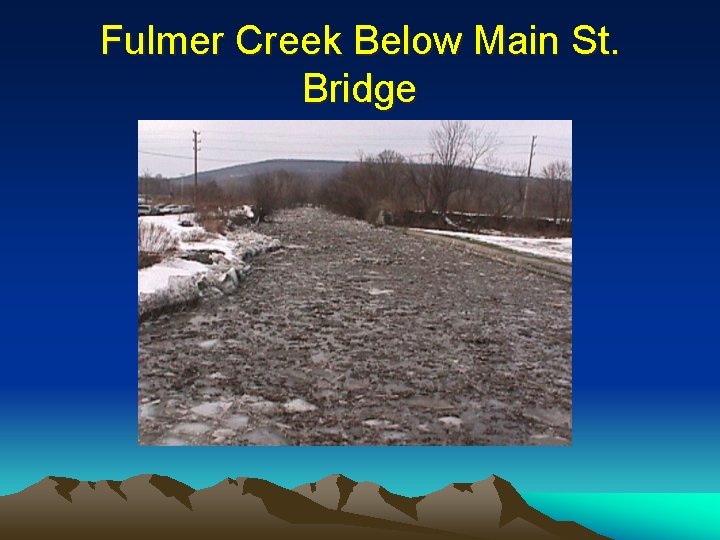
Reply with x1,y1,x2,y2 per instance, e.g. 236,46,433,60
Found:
537,143,572,150
138,149,243,164
140,147,571,162
139,130,572,180
139,150,194,160
495,150,534,155
140,140,537,155
535,151,573,159
139,129,570,143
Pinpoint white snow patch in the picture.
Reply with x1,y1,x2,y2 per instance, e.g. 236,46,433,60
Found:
283,398,318,413
138,259,208,295
198,339,219,350
229,205,255,220
439,416,463,427
417,229,572,263
368,288,394,296
362,419,400,429
140,214,204,241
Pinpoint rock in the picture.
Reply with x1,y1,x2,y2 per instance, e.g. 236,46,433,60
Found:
374,209,386,227
181,249,224,265
227,267,241,284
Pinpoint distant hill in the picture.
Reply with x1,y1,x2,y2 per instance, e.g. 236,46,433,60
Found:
173,159,352,187
169,158,537,191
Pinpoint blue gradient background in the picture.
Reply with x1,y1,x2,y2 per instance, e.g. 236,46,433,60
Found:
1,2,718,538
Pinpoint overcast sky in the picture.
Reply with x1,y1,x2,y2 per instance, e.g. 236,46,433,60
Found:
138,120,571,178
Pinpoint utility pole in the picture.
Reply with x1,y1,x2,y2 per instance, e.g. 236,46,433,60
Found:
192,130,201,206
522,135,537,218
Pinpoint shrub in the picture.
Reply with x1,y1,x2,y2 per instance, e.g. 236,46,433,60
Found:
138,222,179,254
181,228,211,242
195,209,227,235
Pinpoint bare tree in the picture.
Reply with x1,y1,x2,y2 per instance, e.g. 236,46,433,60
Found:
486,174,524,218
482,160,526,218
138,169,154,200
249,172,285,222
403,156,433,214
541,160,572,225
358,149,410,217
320,164,371,220
197,180,225,207
138,172,175,201
320,151,411,222
466,170,493,214
429,120,497,218
374,149,408,211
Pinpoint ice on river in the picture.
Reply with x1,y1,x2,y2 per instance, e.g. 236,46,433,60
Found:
190,401,232,419
283,398,318,413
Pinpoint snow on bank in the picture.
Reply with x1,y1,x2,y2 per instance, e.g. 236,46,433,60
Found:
140,214,204,241
138,258,208,295
138,215,280,320
417,229,572,264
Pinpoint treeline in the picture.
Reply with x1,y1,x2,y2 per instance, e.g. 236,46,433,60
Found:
315,121,571,230
139,121,572,233
317,152,571,233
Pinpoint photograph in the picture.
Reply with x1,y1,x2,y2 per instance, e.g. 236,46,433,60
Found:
137,119,572,446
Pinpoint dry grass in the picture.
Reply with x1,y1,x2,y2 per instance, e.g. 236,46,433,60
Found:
138,222,179,254
195,209,227,235
181,228,211,242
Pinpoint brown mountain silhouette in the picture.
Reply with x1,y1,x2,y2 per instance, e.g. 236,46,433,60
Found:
0,474,610,539
295,474,425,524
